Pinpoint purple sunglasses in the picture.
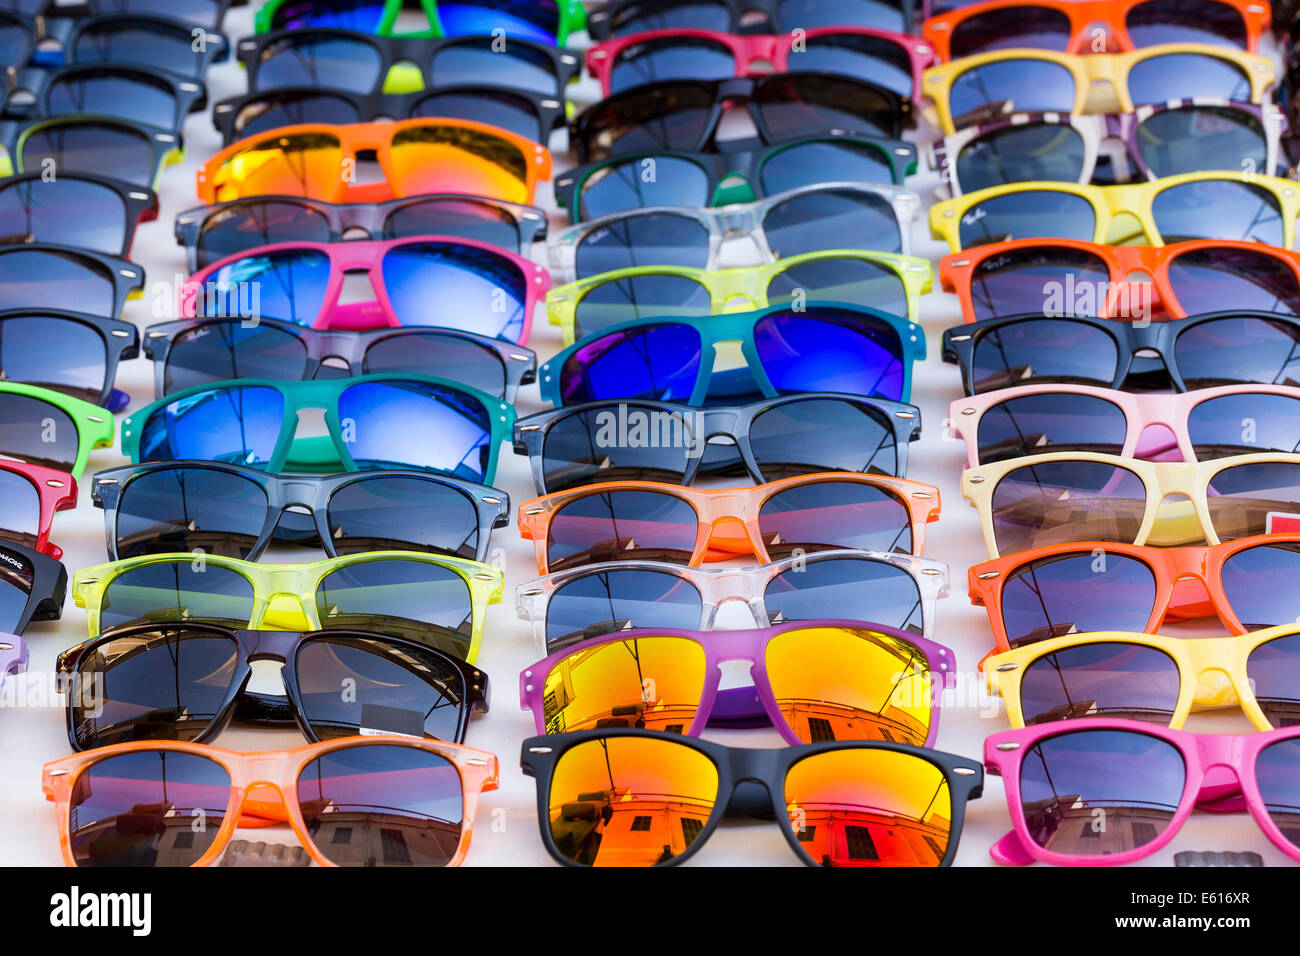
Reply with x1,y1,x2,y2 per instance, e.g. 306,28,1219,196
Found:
519,618,955,747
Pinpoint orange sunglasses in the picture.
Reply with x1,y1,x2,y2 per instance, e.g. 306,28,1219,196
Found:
939,237,1300,323
42,736,498,868
518,473,940,574
924,0,1269,60
196,118,553,206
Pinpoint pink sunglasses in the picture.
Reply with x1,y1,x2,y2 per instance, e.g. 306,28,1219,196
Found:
179,235,551,343
986,718,1300,866
949,383,1300,467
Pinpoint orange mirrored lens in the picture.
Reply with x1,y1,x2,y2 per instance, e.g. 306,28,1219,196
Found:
389,126,529,202
542,636,705,734
784,749,952,866
548,736,719,866
765,625,933,745
211,132,343,202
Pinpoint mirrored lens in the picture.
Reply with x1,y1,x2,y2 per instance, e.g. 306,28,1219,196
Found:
136,386,286,468
271,0,387,32
382,241,527,339
607,1,731,35
754,307,907,400
213,132,344,201
389,125,529,203
559,323,703,404
436,0,560,43
197,250,331,326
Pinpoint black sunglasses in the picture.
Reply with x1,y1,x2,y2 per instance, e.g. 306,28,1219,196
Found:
0,243,143,318
0,538,65,634
31,0,237,29
64,14,229,80
0,171,156,258
4,63,207,133
1,113,179,189
0,308,138,410
56,623,490,752
586,0,915,40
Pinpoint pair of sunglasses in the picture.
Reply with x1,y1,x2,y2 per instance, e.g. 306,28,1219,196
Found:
181,235,550,342
522,730,980,867
585,0,916,40
0,539,64,634
0,172,156,259
144,317,535,402
549,182,919,282
43,735,498,867
4,63,205,134
518,472,939,574
57,622,489,750
255,0,588,44
196,118,552,206
969,535,1300,649
516,550,947,654
72,550,503,660
0,243,141,318
985,719,1300,866
514,393,920,494
541,303,925,407
547,249,930,343
0,113,181,190
520,620,953,746
0,309,137,410
572,74,911,165
122,374,514,485
92,461,508,562
962,451,1300,557
0,382,114,478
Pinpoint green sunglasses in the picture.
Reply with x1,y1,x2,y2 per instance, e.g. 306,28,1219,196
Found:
0,383,115,480
255,0,587,44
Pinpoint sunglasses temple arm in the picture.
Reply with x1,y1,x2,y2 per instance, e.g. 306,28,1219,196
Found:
990,829,1036,866
107,389,131,414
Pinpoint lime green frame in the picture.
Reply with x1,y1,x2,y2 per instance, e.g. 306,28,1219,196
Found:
0,115,185,192
546,250,933,345
72,550,504,662
255,0,587,44
0,382,114,480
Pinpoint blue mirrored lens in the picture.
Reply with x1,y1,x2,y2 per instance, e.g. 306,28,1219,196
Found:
382,242,527,340
137,386,286,468
272,0,386,32
198,250,331,326
559,323,703,403
754,307,906,400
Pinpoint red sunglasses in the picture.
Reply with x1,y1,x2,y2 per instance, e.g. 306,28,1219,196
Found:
0,460,78,560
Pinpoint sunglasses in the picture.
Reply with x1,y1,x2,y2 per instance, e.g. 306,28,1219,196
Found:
122,374,514,485
588,26,934,100
518,472,940,574
517,552,948,655
962,450,1300,557
935,101,1281,195
0,539,65,634
180,236,550,342
925,0,1269,60
0,382,114,479
72,550,503,659
255,0,588,44
515,393,921,495
547,250,931,344
144,317,536,403
0,309,138,411
43,735,498,867
585,0,917,40
92,461,509,562
522,730,980,867
921,46,1273,134
62,14,229,80
0,172,155,259
970,535,1300,649
949,383,1300,466
68,0,235,29
549,182,919,282
0,243,142,318
212,84,566,147
0,459,75,559
984,719,1300,866
943,309,1300,394
572,74,911,165
541,303,926,407
931,172,1300,251
8,63,206,133
175,193,546,272
941,238,1300,322
237,29,581,96
1,114,181,190
556,133,917,223
196,118,552,206
56,622,490,750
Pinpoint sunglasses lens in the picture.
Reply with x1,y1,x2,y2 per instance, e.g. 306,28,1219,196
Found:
0,547,34,633
1205,461,1300,540
1174,317,1300,389
975,393,1128,463
137,386,286,468
1128,52,1252,106
195,201,332,268
1126,0,1247,47
750,397,903,479
766,256,908,318
578,157,711,220
756,75,900,140
575,213,711,278
337,380,493,481
1223,543,1300,629
544,568,703,651
326,476,483,558
389,125,529,203
363,332,508,398
777,0,906,31
969,319,1118,392
256,35,384,92
607,1,731,35
759,139,898,193
1139,107,1265,179
784,749,951,866
758,480,914,557
580,84,715,160
765,558,925,633
1258,739,1300,857
411,89,542,143
957,125,1086,192
296,635,469,740
610,37,736,94
271,0,387,31
764,188,903,257
298,744,466,867
547,490,698,571
429,41,560,95
212,133,344,202
72,21,209,79
21,121,156,188
548,735,719,866
999,552,1157,646
966,246,1111,320
0,469,39,550
1021,643,1180,725
0,315,109,404
228,91,362,141
0,393,79,472
1187,393,1300,457
199,250,331,326
1245,632,1300,726
574,275,711,340
69,751,231,866
754,307,907,400
950,7,1070,58
381,241,527,339
991,460,1147,553
1166,248,1300,316
797,34,914,97
383,198,525,253
540,405,695,491
949,60,1075,127
164,322,310,394
46,70,180,130
100,562,255,632
316,558,475,658
559,323,703,404
0,178,128,256
1151,180,1283,245
114,467,270,559
543,636,705,733
956,191,1097,248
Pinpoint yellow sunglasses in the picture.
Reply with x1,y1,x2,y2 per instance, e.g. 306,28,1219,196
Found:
921,43,1274,134
930,172,1300,251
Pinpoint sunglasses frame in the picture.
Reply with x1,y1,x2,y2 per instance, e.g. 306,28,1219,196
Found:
0,539,66,634
584,0,916,40
91,460,510,563
65,14,229,80
43,735,499,868
0,458,76,559
254,0,588,43
0,112,183,191
6,62,207,132
521,729,980,868
0,307,138,411
0,381,115,480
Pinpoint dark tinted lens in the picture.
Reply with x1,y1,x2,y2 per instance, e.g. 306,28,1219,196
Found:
574,213,711,278
0,547,34,633
1021,643,1180,724
750,397,902,478
1151,180,1282,244
1127,0,1247,47
755,75,899,140
362,333,508,398
68,751,230,867
768,256,907,316
1173,317,1300,388
559,323,703,404
956,191,1096,248
1187,393,1300,457
544,568,703,651
384,198,523,252
230,91,362,140
974,393,1128,463
754,307,907,400
1137,107,1265,178
0,315,108,404
794,33,914,97
296,636,468,740
0,393,79,471
965,246,1110,320
114,467,270,560
763,188,902,257
991,460,1148,553
776,0,905,31
540,404,695,491
758,480,913,557
1205,461,1300,541
0,178,128,255
164,322,310,394
256,35,384,91
297,744,465,867
92,0,222,29
1166,248,1300,315
0,469,39,550
382,242,527,340
137,386,285,468
0,21,27,64
1222,543,1300,629
999,552,1157,647
759,139,897,192
73,22,209,78
957,124,1086,191
326,476,482,558
764,556,924,633
547,490,698,571
199,250,330,326
969,319,1119,392
608,1,731,35
1128,52,1252,104
100,561,255,631
1256,738,1300,845
46,71,181,129
1246,633,1300,726
195,201,333,268
610,37,735,94
574,275,711,339
428,41,559,95
948,60,1075,126
578,156,711,220
0,248,116,315
950,6,1070,57
412,89,541,142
